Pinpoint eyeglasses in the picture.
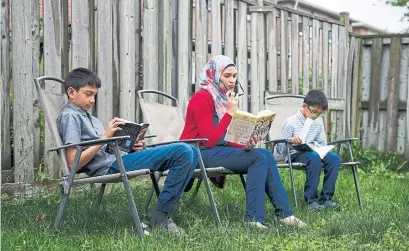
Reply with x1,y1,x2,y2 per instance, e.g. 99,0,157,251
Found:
221,80,245,97
307,106,325,118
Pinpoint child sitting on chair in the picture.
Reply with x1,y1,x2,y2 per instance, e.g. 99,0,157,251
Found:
276,90,341,211
57,67,198,235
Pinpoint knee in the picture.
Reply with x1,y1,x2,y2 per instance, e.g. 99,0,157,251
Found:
172,143,194,162
325,152,341,167
306,152,322,168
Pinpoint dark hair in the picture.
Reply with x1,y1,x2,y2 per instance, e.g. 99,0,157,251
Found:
304,90,328,110
64,67,101,94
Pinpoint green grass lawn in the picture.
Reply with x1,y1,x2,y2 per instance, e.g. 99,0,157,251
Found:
2,170,408,250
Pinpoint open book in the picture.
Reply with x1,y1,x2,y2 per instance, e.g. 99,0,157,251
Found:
106,121,149,154
292,143,334,159
225,110,276,145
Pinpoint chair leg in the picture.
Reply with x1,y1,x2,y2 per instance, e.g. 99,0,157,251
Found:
239,174,246,191
196,146,222,226
143,173,161,215
95,183,107,209
286,144,298,208
150,173,161,197
53,187,69,232
347,142,363,210
352,165,363,210
192,178,202,198
113,145,144,238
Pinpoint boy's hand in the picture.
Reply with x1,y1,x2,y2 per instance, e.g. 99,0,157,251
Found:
243,136,258,151
288,136,303,144
103,117,126,138
132,140,145,152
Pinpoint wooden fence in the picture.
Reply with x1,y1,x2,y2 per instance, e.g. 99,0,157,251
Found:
357,35,409,156
1,0,351,184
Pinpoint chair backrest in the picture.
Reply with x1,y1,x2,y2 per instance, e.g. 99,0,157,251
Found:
264,94,327,141
34,76,70,176
137,90,185,144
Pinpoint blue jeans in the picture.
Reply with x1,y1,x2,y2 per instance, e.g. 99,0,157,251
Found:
200,147,293,223
109,143,198,214
291,151,341,204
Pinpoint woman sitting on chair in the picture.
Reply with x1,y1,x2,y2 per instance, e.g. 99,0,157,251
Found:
180,55,306,228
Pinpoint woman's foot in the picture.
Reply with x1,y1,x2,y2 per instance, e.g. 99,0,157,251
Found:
280,216,307,228
245,221,268,229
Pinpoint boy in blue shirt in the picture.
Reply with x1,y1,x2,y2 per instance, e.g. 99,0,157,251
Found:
57,67,198,235
277,90,341,211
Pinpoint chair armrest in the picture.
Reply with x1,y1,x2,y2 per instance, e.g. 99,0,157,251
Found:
327,138,359,146
265,139,288,145
48,136,130,152
146,138,208,148
144,135,157,139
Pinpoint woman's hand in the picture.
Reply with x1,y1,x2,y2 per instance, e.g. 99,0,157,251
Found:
226,91,238,116
132,140,145,152
243,136,258,151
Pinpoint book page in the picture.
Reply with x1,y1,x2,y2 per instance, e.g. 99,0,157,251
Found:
311,145,335,159
299,118,313,143
251,111,276,141
225,111,258,145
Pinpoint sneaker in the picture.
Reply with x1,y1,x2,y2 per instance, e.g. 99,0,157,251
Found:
322,200,341,210
307,201,325,211
165,217,185,237
141,222,151,236
245,221,268,229
280,216,307,228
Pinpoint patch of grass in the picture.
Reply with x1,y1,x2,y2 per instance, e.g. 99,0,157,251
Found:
2,170,409,250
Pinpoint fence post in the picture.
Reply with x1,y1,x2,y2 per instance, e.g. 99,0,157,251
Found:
143,0,159,102
43,0,69,179
12,0,41,182
0,0,12,183
250,0,266,114
340,12,350,138
97,0,114,126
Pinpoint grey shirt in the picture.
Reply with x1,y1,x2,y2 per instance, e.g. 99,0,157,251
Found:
57,103,116,176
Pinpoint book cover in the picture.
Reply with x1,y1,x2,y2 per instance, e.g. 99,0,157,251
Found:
106,122,150,154
292,142,334,159
224,110,276,145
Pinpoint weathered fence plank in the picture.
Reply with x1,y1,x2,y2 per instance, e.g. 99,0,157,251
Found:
43,0,69,179
360,44,371,147
377,44,390,152
0,0,12,182
302,16,309,95
322,22,329,97
250,0,265,113
280,10,288,93
331,24,339,98
224,0,235,60
195,0,208,92
97,0,114,126
340,13,349,137
112,0,120,117
143,0,158,103
290,13,299,94
367,38,383,150
312,19,319,89
237,1,249,111
118,0,137,120
71,0,93,69
386,37,401,152
177,0,191,115
12,0,41,182
211,0,222,55
351,37,361,138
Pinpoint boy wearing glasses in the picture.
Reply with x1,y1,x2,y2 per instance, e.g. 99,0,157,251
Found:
276,90,341,211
